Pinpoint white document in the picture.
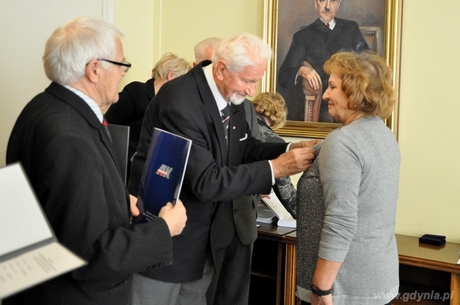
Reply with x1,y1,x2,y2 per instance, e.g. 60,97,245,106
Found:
256,205,277,224
0,163,86,299
261,191,297,228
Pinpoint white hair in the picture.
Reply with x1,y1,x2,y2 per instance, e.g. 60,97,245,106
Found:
194,37,223,63
212,32,272,72
43,17,123,84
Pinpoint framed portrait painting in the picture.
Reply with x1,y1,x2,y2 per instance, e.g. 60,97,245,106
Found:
262,0,402,138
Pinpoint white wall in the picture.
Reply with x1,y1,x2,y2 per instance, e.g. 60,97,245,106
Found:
0,0,112,166
395,0,460,241
2,0,460,242
114,0,264,89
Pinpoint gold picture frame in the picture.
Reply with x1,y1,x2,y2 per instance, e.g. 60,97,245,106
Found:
262,0,402,139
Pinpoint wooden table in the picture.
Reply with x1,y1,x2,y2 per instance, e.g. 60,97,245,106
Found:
396,234,460,305
282,231,297,305
278,233,460,305
253,223,296,305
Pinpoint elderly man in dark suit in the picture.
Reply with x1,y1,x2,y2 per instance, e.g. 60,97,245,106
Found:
128,32,319,305
278,0,369,122
4,17,187,305
193,36,264,305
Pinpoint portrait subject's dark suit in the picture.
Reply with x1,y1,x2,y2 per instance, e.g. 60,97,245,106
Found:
128,61,288,284
278,17,369,121
5,82,172,305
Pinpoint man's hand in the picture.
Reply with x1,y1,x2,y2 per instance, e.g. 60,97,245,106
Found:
290,139,322,150
158,200,187,236
298,65,322,91
129,194,140,217
271,146,316,178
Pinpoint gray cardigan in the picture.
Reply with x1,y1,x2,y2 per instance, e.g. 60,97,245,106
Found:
296,116,400,304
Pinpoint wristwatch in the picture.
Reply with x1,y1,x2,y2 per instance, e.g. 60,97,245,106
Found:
311,284,333,296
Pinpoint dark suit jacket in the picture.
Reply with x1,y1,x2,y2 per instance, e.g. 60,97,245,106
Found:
278,17,369,121
5,82,172,305
217,98,262,264
243,98,262,140
105,78,155,162
128,61,288,282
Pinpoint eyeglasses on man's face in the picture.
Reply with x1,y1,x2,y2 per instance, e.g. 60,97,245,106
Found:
97,58,132,72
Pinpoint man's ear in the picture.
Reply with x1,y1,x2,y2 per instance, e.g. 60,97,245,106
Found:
85,60,99,83
215,60,226,81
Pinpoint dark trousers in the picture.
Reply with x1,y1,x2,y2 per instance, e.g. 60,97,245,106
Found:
206,233,253,305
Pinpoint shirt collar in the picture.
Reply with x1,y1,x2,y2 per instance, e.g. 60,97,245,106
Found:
321,18,336,30
203,64,230,111
62,84,104,123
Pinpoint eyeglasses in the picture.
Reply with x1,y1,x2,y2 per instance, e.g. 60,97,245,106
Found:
97,58,132,72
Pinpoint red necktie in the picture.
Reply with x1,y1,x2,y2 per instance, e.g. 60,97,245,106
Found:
102,117,112,141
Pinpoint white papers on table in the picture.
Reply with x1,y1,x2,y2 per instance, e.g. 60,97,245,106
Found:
260,191,296,228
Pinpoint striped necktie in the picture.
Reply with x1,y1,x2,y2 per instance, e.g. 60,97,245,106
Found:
220,104,230,144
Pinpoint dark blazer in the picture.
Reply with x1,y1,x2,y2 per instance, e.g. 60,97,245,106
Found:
128,61,288,282
214,98,263,263
105,78,155,162
278,17,369,121
5,82,172,305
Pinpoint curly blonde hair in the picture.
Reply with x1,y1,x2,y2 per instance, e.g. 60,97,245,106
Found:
323,51,396,120
252,92,288,129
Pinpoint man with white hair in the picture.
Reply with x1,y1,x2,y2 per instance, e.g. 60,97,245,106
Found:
5,17,187,305
128,32,319,305
193,36,263,305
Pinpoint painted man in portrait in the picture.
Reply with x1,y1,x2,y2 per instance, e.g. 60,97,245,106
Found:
277,0,369,122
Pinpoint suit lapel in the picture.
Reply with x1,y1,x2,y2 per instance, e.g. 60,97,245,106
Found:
228,104,249,166
46,82,121,173
328,18,343,43
227,105,240,151
192,63,229,164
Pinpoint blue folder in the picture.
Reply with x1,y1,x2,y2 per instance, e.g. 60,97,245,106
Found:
136,128,192,223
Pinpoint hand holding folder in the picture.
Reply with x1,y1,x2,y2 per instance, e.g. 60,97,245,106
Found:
135,128,192,223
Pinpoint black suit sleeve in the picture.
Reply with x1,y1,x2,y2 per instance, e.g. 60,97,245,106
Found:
105,81,145,125
33,132,172,280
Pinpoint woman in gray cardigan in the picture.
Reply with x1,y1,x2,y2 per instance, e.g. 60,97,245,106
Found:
296,51,400,305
